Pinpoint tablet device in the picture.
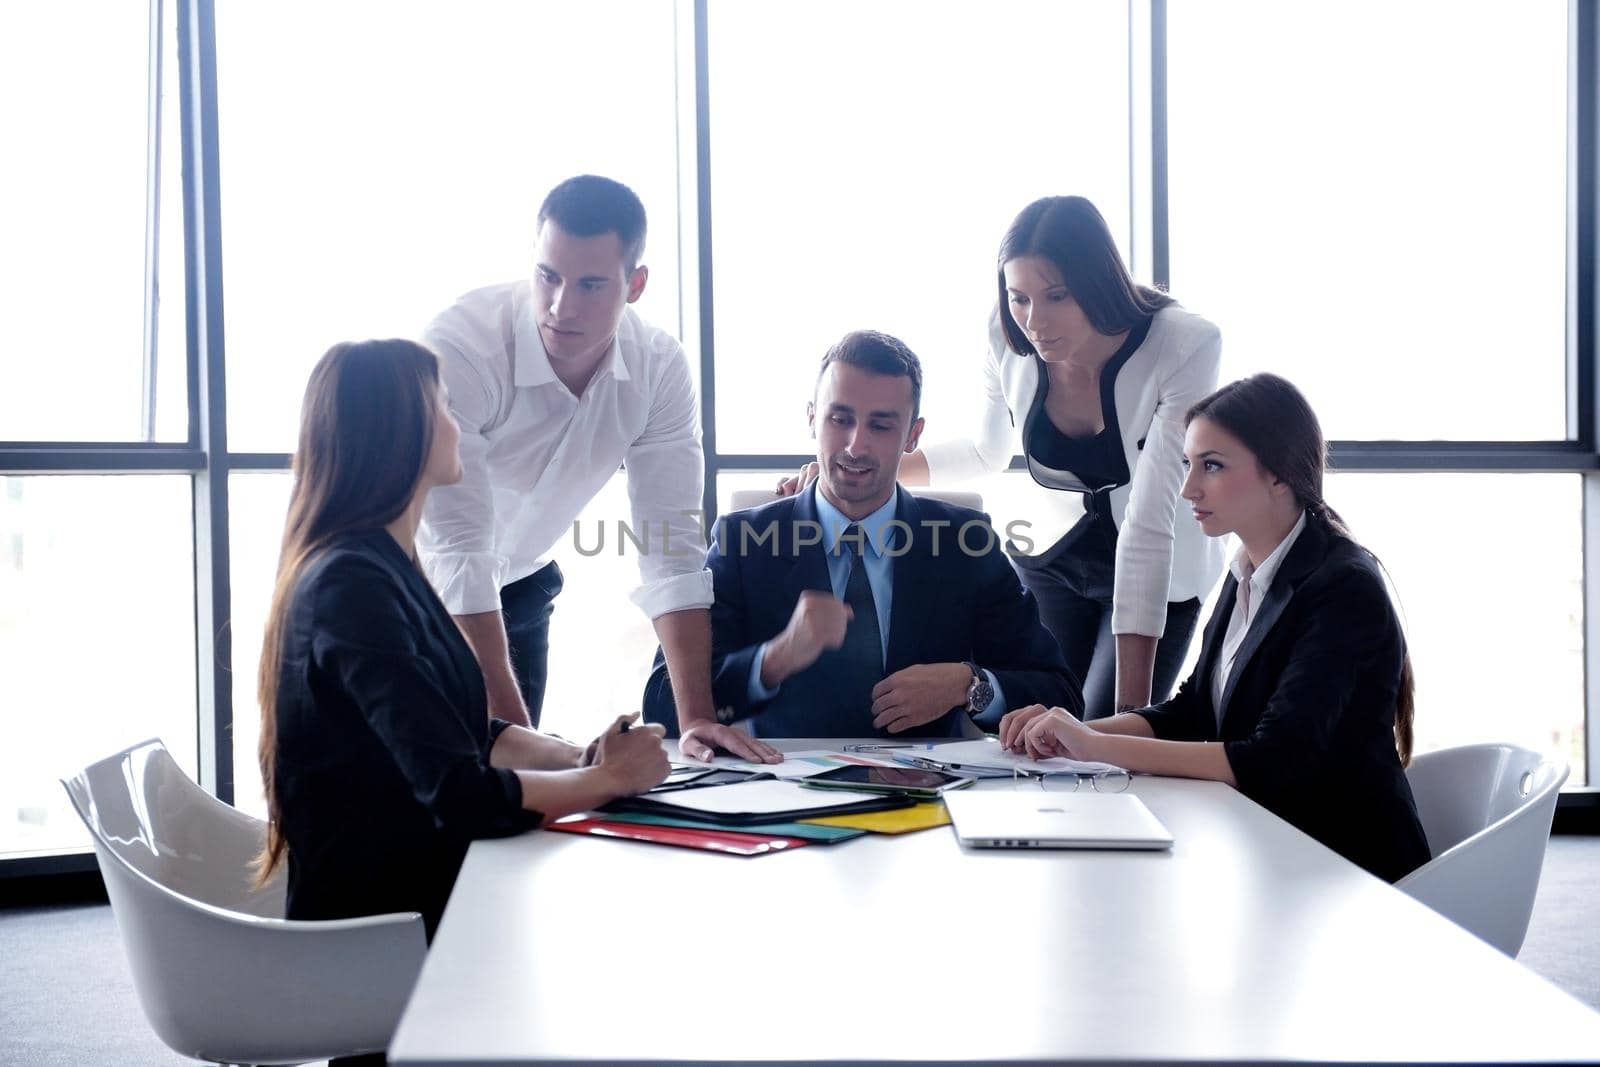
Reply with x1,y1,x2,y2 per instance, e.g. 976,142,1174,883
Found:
799,763,973,798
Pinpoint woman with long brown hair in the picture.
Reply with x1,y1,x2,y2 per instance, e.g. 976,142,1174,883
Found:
1000,373,1429,883
258,339,668,945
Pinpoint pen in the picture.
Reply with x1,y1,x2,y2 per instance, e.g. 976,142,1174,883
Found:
842,743,911,752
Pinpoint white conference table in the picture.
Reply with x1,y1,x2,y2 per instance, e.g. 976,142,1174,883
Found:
391,739,1600,1065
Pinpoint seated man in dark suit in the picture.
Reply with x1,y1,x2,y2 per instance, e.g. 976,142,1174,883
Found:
644,329,1081,740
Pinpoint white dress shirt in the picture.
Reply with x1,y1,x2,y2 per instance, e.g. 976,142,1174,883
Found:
417,281,713,619
1211,511,1308,721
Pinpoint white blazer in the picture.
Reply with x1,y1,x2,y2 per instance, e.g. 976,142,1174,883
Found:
921,304,1225,638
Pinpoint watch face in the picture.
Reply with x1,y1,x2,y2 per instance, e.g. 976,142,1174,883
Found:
967,669,993,712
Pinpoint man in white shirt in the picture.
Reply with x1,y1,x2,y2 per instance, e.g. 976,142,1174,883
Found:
418,175,779,764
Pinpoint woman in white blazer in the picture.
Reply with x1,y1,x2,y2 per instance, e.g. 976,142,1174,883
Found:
908,197,1224,718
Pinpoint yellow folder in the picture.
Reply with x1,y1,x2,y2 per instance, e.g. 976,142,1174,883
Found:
799,800,950,834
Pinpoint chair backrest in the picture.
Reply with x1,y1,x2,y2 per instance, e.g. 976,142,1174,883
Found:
728,486,985,513
62,737,284,916
1396,743,1569,956
62,739,428,1064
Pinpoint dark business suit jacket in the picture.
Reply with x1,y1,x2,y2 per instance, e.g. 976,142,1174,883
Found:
1138,517,1429,883
273,529,539,938
643,486,1080,737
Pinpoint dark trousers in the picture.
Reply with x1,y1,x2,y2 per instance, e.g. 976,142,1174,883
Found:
500,561,564,729
1018,561,1201,721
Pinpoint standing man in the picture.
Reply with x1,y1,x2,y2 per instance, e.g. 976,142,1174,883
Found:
419,174,779,764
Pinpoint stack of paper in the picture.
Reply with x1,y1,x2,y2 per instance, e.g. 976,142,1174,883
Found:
564,751,978,855
705,750,905,779
608,778,911,825
893,738,1126,777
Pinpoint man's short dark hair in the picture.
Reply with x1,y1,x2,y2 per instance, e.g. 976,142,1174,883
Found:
816,330,923,421
537,175,647,270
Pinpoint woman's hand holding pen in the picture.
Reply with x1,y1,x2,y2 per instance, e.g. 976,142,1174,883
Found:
593,712,670,795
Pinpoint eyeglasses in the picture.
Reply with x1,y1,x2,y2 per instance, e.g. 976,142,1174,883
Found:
1011,766,1131,793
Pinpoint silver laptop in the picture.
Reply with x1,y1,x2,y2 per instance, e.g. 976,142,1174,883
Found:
943,790,1174,850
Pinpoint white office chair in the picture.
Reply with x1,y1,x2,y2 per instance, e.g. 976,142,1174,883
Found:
1395,742,1569,957
728,486,984,512
61,739,428,1066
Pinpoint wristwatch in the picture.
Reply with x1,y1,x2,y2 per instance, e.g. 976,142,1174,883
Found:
962,661,994,717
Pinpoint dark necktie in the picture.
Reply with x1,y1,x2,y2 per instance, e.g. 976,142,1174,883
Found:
834,524,885,723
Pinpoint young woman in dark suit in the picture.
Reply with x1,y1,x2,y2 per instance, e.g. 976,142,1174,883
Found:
1000,373,1429,883
256,339,669,945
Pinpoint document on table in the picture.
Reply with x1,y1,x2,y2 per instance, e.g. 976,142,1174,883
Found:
625,779,902,818
709,750,903,779
895,738,1125,777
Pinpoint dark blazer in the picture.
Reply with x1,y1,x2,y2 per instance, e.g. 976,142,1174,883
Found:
273,529,539,939
644,486,1081,737
1138,517,1429,883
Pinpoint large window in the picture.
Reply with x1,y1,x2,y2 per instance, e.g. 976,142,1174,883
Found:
1330,472,1585,780
1,2,187,443
1167,1,1568,441
213,0,684,815
0,3,194,867
0,477,198,859
709,0,1132,456
216,0,681,452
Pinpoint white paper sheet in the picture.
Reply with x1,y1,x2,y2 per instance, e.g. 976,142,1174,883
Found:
641,779,891,816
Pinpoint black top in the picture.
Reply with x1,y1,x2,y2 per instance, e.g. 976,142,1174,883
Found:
1136,518,1431,883
1018,315,1152,581
273,528,540,939
1025,396,1127,494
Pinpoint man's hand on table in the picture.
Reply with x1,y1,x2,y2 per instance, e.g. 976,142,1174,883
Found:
679,721,783,764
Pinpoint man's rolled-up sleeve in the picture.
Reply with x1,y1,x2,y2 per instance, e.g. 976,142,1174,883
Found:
419,331,509,616
624,341,714,619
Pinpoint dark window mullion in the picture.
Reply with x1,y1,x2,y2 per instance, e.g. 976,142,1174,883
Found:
140,0,165,443
0,445,204,474
177,0,233,805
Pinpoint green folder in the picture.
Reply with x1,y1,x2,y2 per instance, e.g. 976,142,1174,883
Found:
596,811,866,844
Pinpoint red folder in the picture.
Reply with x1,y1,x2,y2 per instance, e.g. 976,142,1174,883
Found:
547,816,810,856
